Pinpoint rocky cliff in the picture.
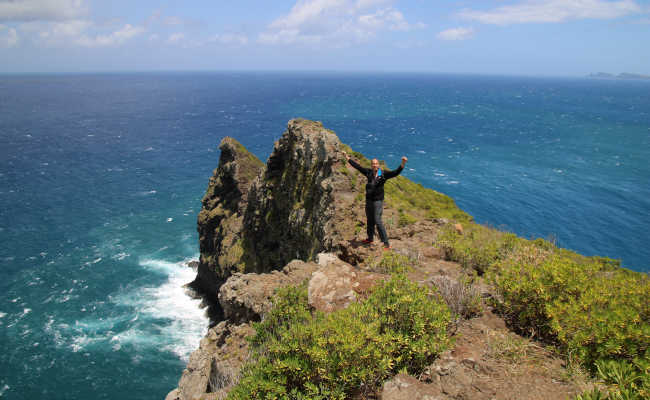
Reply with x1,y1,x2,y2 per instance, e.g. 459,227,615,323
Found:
169,119,594,400
191,119,369,305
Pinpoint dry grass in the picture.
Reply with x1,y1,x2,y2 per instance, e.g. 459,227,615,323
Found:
430,275,483,320
208,359,240,393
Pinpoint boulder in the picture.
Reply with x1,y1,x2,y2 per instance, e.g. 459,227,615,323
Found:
381,374,446,400
218,260,319,324
308,257,385,313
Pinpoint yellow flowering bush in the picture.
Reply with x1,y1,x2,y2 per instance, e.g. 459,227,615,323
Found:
228,274,452,399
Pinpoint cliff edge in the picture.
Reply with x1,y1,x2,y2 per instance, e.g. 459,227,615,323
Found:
170,119,648,400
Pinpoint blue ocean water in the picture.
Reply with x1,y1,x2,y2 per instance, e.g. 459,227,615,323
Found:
0,72,648,399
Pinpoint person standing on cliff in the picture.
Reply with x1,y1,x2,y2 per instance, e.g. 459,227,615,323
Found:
345,153,408,250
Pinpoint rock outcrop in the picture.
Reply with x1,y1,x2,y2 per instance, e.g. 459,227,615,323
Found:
193,137,264,297
192,119,361,303
218,259,319,324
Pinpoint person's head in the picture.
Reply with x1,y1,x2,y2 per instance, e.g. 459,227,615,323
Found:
371,158,379,173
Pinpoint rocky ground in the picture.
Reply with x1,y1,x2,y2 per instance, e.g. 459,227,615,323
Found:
167,119,592,400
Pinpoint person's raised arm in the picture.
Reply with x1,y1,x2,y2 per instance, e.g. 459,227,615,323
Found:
384,156,408,179
345,153,370,174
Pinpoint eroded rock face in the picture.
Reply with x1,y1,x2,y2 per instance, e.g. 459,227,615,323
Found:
240,119,353,272
193,137,264,296
168,321,254,400
193,119,361,299
218,260,319,324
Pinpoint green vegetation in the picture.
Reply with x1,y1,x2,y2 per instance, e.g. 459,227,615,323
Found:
435,222,650,399
228,138,265,181
436,223,518,274
366,251,415,275
384,176,472,223
227,271,452,399
574,358,649,399
398,209,417,227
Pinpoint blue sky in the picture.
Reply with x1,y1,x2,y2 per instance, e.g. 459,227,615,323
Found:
0,0,649,75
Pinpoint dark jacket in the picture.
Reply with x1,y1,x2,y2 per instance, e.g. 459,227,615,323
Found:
348,159,404,201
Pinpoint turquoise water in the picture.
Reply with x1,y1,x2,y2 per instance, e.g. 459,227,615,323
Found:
1,72,648,399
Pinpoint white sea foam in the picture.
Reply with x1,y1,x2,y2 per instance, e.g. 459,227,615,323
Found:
0,384,9,396
115,257,207,361
0,312,5,318
112,252,130,260
434,173,446,177
447,181,459,185
167,218,173,222
416,150,426,154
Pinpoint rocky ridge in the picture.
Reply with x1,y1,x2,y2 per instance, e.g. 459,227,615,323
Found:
169,119,586,400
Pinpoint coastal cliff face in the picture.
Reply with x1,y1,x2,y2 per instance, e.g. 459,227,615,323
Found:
193,137,264,296
192,119,361,300
168,119,604,400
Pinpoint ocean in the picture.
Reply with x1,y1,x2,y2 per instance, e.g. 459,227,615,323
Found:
0,72,648,399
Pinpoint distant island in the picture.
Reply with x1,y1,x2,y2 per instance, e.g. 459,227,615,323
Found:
588,72,650,80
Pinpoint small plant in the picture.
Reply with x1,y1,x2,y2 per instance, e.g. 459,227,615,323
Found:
366,251,415,275
574,388,608,400
208,360,239,393
398,210,417,227
486,331,535,363
430,275,482,320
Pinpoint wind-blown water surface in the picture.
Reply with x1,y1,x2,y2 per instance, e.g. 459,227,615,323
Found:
1,72,648,399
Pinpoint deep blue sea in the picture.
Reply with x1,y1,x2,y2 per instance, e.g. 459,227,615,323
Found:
1,72,648,399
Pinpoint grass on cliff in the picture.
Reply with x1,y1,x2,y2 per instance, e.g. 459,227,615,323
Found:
340,144,472,225
434,222,650,399
227,271,452,399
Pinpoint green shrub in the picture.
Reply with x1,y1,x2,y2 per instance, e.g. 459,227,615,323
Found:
367,251,414,275
435,223,518,274
398,210,417,227
434,220,650,392
228,275,452,399
574,388,608,400
573,358,649,400
491,246,650,367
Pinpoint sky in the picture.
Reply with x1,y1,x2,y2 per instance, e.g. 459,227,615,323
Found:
0,0,649,75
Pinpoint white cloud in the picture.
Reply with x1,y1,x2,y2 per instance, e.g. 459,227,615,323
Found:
436,27,474,41
359,8,425,31
51,19,90,36
460,0,642,25
33,20,144,47
76,24,144,47
163,16,183,26
167,32,185,44
259,0,424,45
209,33,248,46
0,0,87,22
0,24,18,47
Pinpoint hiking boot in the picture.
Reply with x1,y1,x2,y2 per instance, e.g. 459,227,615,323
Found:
362,239,373,244
383,244,391,251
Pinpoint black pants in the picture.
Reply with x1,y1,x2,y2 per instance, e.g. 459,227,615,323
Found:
365,200,388,245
